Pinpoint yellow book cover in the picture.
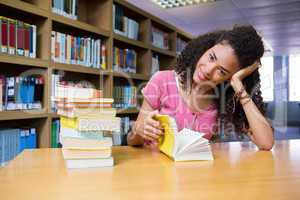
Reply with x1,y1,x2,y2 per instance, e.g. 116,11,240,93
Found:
153,114,177,158
154,114,214,161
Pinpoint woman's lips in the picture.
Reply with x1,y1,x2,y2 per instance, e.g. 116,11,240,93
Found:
198,69,209,81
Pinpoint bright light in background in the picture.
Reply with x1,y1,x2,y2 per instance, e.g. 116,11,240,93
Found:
289,54,300,101
259,56,274,102
150,0,216,9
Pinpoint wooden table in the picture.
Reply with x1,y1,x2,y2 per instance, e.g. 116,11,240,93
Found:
1,140,300,200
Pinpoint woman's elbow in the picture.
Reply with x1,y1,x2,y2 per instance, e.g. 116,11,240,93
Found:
257,139,274,151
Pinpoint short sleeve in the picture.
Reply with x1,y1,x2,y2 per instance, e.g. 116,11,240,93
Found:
141,71,164,109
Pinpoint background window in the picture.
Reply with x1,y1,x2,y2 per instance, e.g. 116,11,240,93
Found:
289,54,300,101
259,56,274,102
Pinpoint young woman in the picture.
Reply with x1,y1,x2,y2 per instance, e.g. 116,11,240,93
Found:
127,25,274,150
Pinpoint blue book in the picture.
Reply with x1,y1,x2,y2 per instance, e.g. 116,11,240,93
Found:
29,128,37,148
29,25,33,57
19,129,26,153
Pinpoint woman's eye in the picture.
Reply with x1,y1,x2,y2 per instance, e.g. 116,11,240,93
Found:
209,54,214,61
218,69,226,76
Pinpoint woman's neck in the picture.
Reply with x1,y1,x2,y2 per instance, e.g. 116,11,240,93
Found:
179,83,215,112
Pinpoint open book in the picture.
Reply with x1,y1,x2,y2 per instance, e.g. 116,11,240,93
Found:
153,114,214,161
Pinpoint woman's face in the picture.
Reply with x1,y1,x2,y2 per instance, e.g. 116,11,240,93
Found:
193,42,240,88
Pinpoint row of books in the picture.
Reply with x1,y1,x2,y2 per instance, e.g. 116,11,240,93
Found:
176,38,188,54
0,128,37,167
0,16,37,58
113,47,137,73
151,54,160,75
0,75,44,111
51,31,107,69
113,4,139,40
113,85,137,109
52,0,78,20
151,26,169,50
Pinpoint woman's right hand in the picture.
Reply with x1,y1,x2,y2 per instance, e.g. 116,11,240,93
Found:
134,110,164,143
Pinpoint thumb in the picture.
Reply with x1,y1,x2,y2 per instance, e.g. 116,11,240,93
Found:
149,110,159,118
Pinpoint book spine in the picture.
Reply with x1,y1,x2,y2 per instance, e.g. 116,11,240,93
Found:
24,23,30,57
8,19,16,55
1,17,8,53
16,20,25,56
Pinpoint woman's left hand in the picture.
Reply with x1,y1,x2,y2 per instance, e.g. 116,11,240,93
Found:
230,61,261,92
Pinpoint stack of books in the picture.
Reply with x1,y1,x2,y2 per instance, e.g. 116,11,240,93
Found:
54,88,121,169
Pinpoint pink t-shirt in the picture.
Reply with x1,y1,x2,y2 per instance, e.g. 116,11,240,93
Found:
141,70,218,140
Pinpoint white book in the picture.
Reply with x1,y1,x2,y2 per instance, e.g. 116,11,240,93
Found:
154,114,214,162
51,31,56,61
66,34,71,64
65,157,114,169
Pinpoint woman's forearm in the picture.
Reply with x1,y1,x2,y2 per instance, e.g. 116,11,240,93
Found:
240,92,274,150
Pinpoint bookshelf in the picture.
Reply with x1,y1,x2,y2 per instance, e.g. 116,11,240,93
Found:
0,0,193,148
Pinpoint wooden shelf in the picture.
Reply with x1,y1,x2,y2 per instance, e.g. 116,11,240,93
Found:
116,107,139,114
150,45,176,57
0,110,48,121
113,33,148,49
112,71,150,81
51,62,110,75
51,13,110,37
49,112,60,118
0,0,192,148
0,0,49,18
0,53,49,68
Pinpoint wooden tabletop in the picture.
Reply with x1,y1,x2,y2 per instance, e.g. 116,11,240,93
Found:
1,140,300,200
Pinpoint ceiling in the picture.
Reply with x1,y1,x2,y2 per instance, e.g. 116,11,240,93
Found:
126,0,300,55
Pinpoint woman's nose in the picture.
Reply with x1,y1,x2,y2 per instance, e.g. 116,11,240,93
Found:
205,63,217,78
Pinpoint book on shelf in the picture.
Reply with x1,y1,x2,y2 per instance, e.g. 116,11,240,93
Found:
0,128,37,167
151,26,169,50
0,75,44,111
153,114,214,161
51,119,61,148
151,54,160,75
176,37,188,54
51,31,106,69
52,0,78,20
112,116,134,146
113,85,137,109
113,4,139,40
113,47,137,73
0,16,37,58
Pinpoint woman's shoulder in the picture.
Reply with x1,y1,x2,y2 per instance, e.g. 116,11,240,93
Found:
151,70,175,81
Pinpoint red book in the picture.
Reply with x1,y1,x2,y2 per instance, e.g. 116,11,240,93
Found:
1,16,8,53
24,23,30,57
16,20,25,56
8,18,16,55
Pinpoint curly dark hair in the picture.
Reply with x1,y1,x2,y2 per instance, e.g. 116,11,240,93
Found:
174,25,265,137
